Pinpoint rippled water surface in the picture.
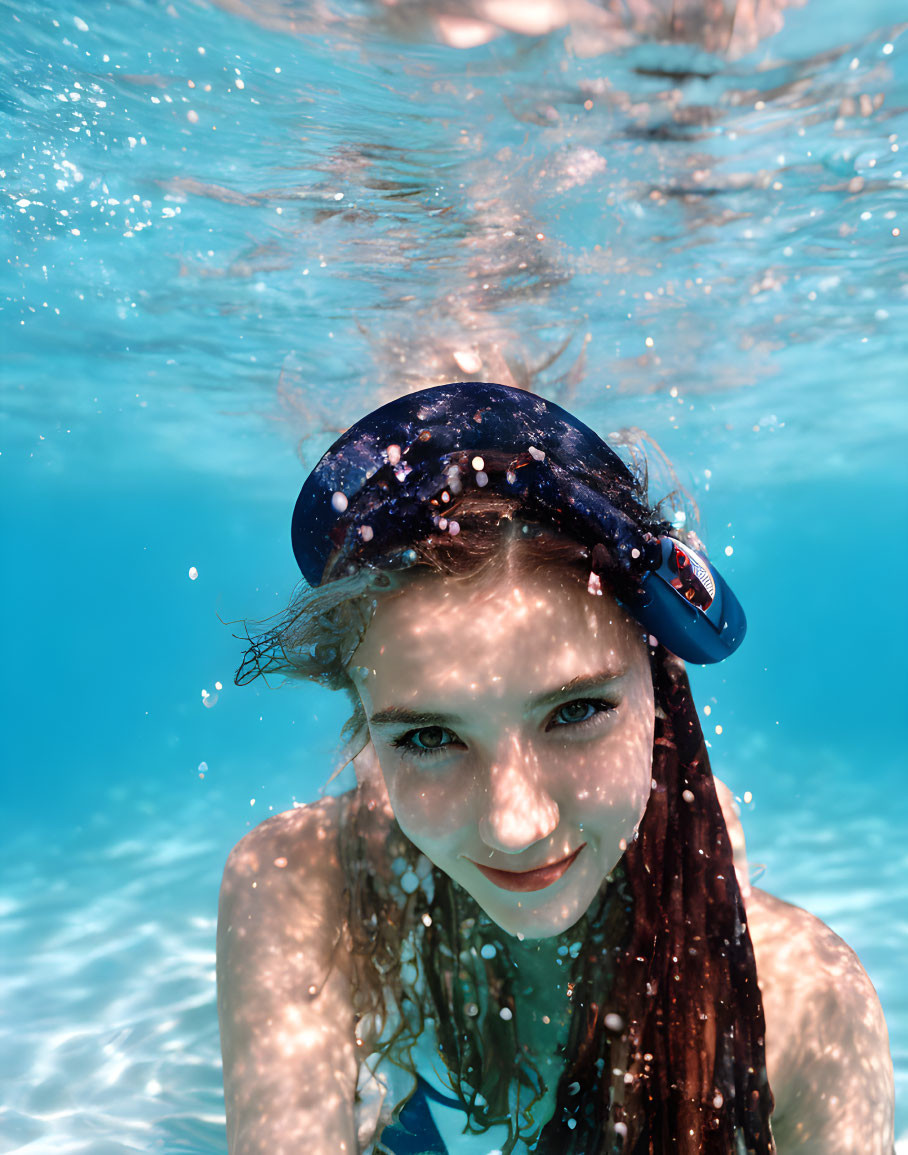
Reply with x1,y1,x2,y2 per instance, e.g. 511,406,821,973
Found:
3,0,907,1149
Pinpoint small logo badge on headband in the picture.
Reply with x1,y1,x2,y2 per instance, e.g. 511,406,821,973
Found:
668,541,716,609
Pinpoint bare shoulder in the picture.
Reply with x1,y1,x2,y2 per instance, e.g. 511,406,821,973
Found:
743,886,895,1155
217,793,360,1155
218,794,350,986
220,793,347,901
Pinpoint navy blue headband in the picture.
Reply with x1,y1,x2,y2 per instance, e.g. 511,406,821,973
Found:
291,382,745,664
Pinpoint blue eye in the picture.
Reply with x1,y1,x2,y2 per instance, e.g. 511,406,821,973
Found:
549,700,613,728
393,726,458,757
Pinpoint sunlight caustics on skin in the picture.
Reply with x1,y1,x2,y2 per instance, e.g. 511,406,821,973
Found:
4,0,904,1147
745,889,895,1153
217,803,361,1154
353,562,655,940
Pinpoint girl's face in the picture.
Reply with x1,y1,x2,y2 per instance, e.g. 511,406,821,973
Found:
351,563,655,939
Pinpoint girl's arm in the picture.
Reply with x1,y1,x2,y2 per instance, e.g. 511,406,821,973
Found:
217,797,360,1155
747,887,895,1155
715,780,894,1153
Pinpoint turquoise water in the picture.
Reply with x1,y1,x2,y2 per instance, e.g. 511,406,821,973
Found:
2,0,906,1149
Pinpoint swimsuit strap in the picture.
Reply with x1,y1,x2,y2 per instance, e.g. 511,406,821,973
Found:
374,1074,463,1154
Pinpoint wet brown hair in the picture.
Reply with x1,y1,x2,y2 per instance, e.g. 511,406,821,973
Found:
237,490,775,1154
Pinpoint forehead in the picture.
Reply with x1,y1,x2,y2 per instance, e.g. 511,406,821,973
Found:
353,566,646,708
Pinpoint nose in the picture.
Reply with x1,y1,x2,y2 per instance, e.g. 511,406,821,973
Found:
477,733,560,853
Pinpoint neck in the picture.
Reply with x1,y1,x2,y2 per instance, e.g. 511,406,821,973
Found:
507,934,572,985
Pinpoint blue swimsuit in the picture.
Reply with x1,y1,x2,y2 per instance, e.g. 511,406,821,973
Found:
376,1076,462,1154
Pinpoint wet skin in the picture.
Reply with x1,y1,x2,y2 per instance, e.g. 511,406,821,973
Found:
352,563,655,941
217,566,896,1155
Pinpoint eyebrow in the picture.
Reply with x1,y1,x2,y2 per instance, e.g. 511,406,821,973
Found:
530,668,627,712
367,668,626,729
368,706,465,729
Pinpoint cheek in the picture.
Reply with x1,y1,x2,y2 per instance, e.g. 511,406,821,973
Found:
560,707,654,828
379,756,475,849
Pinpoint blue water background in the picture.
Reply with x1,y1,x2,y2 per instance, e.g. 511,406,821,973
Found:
2,0,907,1150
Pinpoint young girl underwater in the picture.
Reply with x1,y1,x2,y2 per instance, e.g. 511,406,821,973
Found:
217,382,894,1155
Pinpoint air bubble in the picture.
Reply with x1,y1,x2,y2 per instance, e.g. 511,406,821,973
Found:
453,350,481,374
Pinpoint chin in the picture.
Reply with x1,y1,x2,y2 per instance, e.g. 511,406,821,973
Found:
472,876,603,940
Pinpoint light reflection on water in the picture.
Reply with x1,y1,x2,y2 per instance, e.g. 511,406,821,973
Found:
4,0,905,481
2,0,906,1149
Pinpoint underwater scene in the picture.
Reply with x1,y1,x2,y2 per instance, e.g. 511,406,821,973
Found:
2,0,906,1150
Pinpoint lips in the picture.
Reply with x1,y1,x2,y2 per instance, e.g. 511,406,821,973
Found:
471,844,586,893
